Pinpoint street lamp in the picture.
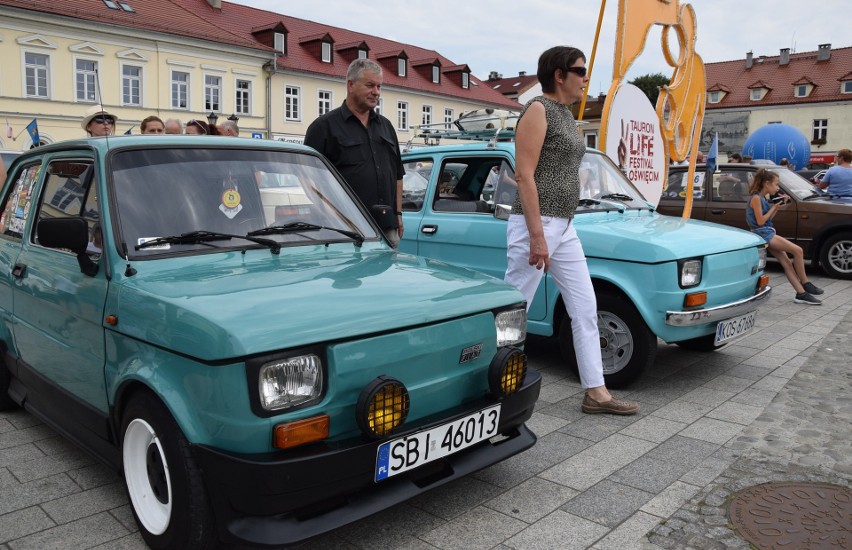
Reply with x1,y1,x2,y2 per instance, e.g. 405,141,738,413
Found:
227,113,239,123
207,112,219,126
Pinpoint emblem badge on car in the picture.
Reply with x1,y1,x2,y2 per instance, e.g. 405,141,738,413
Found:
459,343,483,363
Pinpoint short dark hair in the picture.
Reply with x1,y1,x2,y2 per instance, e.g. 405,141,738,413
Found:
537,46,586,93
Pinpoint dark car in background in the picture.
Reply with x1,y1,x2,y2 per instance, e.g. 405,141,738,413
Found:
658,163,852,279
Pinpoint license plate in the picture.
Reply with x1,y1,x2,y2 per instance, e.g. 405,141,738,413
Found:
375,404,501,481
714,311,757,345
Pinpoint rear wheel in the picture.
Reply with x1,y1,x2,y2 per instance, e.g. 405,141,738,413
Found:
558,292,656,388
0,356,16,410
121,392,215,550
819,232,852,279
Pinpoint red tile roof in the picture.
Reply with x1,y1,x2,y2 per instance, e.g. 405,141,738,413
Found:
175,0,520,109
0,0,270,52
705,45,852,109
488,73,539,99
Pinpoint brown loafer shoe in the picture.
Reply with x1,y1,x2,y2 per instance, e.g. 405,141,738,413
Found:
581,394,639,415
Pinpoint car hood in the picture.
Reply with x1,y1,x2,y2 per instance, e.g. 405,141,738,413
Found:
109,248,522,360
575,211,763,262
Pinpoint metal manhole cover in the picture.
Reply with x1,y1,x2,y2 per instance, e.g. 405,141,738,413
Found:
728,481,851,549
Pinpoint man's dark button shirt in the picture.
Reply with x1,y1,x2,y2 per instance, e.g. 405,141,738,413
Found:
305,101,404,228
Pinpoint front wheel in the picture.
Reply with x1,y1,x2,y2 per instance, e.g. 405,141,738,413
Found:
121,392,215,550
0,356,16,410
819,232,852,279
558,292,656,388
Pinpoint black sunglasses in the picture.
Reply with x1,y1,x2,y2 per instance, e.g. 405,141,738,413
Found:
564,67,588,78
93,116,115,124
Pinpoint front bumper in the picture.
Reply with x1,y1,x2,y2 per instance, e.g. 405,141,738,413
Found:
665,285,771,327
192,369,541,546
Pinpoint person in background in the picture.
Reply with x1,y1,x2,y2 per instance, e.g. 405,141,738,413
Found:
185,119,210,135
729,153,743,163
82,105,117,137
140,116,165,135
505,45,639,416
746,168,823,305
304,58,404,247
164,119,183,134
818,149,852,196
742,154,753,163
219,120,239,137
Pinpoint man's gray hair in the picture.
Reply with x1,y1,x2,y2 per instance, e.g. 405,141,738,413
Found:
220,120,240,136
346,58,383,82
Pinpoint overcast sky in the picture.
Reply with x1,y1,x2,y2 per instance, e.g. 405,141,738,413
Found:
229,0,846,96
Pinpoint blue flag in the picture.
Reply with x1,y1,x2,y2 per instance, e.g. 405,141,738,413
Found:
706,132,719,174
25,119,39,146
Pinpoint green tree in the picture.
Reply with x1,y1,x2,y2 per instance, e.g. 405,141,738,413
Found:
629,73,670,106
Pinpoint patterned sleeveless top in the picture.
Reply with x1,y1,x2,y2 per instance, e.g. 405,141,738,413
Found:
511,95,584,219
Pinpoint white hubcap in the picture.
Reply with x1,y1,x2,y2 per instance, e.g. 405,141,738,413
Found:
123,418,173,535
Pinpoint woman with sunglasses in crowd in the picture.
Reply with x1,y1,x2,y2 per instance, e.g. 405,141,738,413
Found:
81,105,117,137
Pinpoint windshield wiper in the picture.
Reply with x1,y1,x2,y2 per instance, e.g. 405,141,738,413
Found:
598,193,635,202
577,198,601,207
135,230,281,254
248,222,364,247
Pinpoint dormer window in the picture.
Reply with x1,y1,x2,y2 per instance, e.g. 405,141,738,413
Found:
274,32,286,54
795,84,808,97
358,49,367,59
708,91,720,103
843,81,852,94
750,88,764,101
462,72,469,89
432,65,440,84
398,57,406,77
321,41,332,63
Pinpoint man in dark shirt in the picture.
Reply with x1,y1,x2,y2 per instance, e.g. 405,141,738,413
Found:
305,59,405,247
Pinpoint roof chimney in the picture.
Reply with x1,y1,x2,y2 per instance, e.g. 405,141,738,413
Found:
817,43,831,61
745,51,753,69
207,0,221,7
518,71,526,77
779,48,790,65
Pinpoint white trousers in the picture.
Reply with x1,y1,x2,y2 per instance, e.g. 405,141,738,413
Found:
504,215,605,389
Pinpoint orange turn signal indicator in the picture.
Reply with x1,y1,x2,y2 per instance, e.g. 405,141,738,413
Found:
758,274,769,291
683,291,707,308
273,415,329,449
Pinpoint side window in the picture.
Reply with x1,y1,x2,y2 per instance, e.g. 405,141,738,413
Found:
0,162,43,240
664,171,704,200
714,170,749,202
402,159,432,212
34,160,100,256
493,162,518,207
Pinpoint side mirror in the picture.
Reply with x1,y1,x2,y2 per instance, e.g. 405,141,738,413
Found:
37,218,99,277
495,204,512,221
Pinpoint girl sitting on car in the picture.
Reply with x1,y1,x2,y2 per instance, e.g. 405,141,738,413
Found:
746,168,824,305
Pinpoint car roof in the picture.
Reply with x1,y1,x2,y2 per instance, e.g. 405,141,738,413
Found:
14,136,317,158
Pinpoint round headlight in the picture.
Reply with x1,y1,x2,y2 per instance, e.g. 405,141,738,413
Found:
356,376,410,439
489,347,527,397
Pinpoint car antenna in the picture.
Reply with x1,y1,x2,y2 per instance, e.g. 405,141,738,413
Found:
94,69,111,149
122,243,137,277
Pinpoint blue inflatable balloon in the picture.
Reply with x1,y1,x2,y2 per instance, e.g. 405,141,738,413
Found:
742,123,811,170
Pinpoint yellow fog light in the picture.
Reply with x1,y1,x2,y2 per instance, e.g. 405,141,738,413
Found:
489,347,527,397
356,376,410,439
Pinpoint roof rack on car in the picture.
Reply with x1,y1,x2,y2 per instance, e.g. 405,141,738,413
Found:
403,109,520,152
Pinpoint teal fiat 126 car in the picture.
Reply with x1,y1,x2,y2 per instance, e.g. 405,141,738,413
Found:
400,125,771,387
0,136,539,548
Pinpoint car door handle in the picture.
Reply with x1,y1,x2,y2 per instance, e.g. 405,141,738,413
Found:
421,225,438,235
12,263,26,278
710,209,725,215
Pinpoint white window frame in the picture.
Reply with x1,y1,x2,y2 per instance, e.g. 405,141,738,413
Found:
843,81,852,94
204,74,222,112
585,132,598,149
317,89,332,116
274,32,286,53
444,108,454,129
813,119,828,142
462,72,470,89
750,88,763,101
397,101,409,131
75,57,98,103
285,84,301,121
358,49,367,60
708,91,720,103
121,63,142,106
421,105,432,127
794,84,808,98
321,42,332,63
24,51,50,99
171,70,189,110
375,97,383,116
398,57,406,77
432,65,440,84
235,79,251,115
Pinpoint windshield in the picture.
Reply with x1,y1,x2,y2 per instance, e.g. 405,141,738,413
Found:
111,147,378,257
577,150,648,207
775,167,823,199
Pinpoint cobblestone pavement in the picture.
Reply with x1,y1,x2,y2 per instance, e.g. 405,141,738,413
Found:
1,266,849,550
